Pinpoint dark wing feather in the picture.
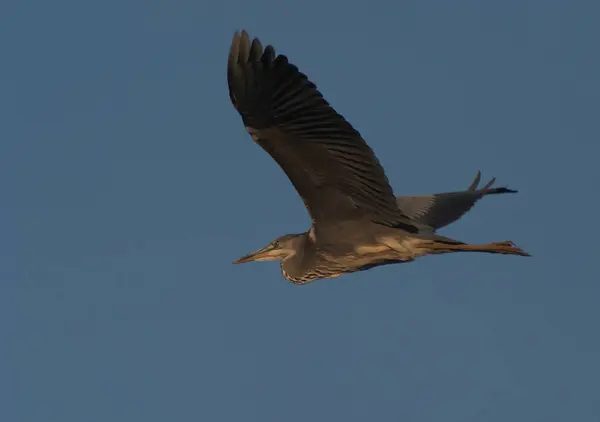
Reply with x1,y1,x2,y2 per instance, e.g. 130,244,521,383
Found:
227,30,417,232
395,171,517,230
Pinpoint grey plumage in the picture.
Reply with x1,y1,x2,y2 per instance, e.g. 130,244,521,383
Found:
227,30,418,233
396,171,517,231
228,30,529,284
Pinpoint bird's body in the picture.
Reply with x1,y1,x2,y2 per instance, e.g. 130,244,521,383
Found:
277,221,420,284
289,238,423,284
228,30,529,284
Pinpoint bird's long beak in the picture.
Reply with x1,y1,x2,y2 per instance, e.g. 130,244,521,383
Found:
232,245,278,264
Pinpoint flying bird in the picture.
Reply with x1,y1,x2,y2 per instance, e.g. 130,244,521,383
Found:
227,30,529,284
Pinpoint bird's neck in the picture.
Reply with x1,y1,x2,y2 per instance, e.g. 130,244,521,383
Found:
280,233,314,284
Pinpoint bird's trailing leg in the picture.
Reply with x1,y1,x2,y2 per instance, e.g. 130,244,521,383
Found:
425,240,530,257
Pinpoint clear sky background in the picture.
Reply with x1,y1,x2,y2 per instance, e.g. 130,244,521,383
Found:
2,0,599,421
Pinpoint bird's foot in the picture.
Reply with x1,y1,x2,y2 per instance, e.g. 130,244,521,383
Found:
489,240,531,257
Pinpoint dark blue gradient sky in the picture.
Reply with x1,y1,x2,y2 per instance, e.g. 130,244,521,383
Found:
2,1,599,421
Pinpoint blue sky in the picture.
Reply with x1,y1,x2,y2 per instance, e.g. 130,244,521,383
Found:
2,0,599,421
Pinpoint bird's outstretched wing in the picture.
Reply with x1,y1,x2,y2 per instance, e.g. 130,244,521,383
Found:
227,30,418,232
395,171,517,231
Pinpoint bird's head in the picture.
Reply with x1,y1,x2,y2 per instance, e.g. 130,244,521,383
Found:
232,233,303,264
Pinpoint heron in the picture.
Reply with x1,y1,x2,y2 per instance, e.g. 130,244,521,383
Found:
228,30,530,284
